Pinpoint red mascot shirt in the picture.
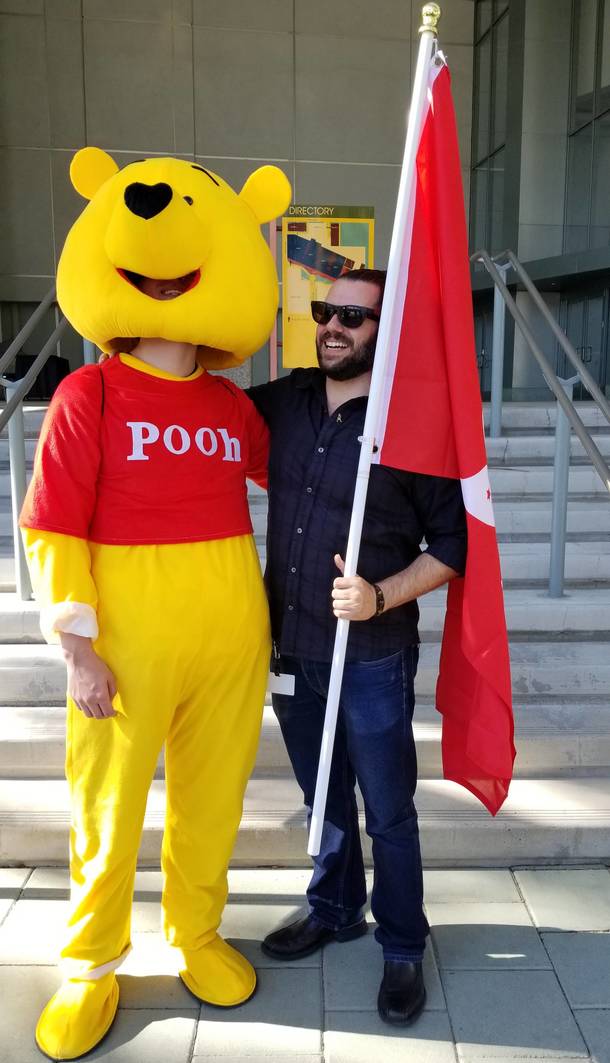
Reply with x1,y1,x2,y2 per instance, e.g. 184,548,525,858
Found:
20,356,269,545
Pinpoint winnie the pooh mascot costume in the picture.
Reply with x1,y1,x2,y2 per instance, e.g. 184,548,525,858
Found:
19,147,291,1060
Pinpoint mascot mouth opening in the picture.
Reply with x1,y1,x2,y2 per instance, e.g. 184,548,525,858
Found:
117,268,201,301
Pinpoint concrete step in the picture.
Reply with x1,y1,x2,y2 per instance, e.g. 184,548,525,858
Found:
3,586,610,645
1,774,609,866
489,499,610,537
418,587,610,639
1,640,609,706
486,434,610,465
495,541,610,585
0,438,38,464
483,402,610,433
0,404,47,439
488,465,610,497
2,700,609,781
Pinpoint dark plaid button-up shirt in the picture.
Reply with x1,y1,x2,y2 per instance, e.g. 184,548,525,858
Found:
247,368,467,663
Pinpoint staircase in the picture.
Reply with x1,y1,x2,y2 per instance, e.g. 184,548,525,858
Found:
1,402,610,867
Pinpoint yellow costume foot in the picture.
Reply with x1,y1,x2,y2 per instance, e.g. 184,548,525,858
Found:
35,973,119,1061
180,935,257,1007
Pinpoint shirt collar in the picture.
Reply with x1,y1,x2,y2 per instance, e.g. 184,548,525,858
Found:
294,367,368,413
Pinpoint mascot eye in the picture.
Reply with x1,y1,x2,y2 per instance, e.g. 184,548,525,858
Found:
184,195,193,205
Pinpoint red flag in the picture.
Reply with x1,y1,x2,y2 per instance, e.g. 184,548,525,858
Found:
374,56,515,814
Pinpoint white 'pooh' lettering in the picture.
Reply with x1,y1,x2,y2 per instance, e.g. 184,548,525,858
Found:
164,425,190,455
126,421,241,463
126,422,159,461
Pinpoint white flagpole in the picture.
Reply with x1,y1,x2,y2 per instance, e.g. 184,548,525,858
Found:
307,4,442,858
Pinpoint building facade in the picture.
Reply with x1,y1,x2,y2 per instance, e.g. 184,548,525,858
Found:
471,0,610,400
0,0,608,398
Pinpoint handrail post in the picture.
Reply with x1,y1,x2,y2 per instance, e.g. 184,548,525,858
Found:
549,375,578,598
489,262,509,438
5,383,32,601
83,339,97,366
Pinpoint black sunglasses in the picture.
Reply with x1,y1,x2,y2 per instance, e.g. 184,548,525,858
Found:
311,301,380,329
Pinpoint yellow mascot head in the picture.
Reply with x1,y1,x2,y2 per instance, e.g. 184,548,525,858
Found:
56,147,291,368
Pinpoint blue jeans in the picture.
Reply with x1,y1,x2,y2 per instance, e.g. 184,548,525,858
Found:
272,647,429,961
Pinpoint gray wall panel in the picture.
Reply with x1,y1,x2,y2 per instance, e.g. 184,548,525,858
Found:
193,27,293,159
83,19,176,152
0,13,50,147
295,34,412,165
0,148,54,276
0,1,43,14
296,0,410,40
46,17,86,148
194,0,294,33
45,1,81,17
0,2,475,343
294,161,401,266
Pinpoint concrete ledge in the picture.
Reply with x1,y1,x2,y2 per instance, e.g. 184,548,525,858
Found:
2,701,610,781
2,776,610,867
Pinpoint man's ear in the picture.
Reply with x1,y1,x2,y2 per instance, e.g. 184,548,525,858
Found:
239,165,292,225
70,147,119,200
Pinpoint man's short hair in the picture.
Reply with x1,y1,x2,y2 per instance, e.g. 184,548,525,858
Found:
340,268,386,307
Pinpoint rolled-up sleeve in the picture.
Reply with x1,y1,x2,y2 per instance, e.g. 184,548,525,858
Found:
411,473,467,575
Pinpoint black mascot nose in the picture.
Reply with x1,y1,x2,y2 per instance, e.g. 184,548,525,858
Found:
124,182,173,220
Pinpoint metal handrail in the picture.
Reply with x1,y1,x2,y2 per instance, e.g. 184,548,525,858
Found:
499,249,610,426
0,285,57,380
0,317,68,435
472,249,610,495
0,284,69,600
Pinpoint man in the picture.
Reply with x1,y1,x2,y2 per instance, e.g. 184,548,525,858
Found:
247,268,467,1025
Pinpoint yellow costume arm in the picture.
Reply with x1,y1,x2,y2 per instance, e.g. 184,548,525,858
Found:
21,528,98,644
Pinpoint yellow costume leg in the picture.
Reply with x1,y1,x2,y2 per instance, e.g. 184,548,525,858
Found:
36,683,166,1060
160,535,270,1006
37,535,269,1056
36,545,194,1060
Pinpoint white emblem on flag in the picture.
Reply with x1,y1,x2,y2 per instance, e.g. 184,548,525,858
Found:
461,466,495,527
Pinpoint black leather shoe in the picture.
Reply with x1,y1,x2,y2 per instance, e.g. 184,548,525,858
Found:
261,913,368,960
377,961,426,1025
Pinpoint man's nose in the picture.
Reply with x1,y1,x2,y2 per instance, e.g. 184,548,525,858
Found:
124,182,173,220
326,311,343,328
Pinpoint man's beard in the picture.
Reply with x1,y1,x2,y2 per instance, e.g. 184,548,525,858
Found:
316,334,376,381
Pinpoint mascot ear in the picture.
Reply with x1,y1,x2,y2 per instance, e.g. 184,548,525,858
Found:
239,165,291,225
70,147,119,200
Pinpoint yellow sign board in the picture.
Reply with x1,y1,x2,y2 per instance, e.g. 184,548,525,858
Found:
281,205,375,369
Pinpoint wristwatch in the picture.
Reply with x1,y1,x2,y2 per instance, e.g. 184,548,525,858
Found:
372,583,385,617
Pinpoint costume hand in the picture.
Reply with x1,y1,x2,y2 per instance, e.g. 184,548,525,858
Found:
332,554,377,621
60,634,118,719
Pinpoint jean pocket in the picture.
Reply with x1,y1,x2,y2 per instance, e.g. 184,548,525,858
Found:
352,649,404,671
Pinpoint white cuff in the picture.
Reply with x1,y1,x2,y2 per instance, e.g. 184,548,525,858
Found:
61,944,132,981
40,602,99,644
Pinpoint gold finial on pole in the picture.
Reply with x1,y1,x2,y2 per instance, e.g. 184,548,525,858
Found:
419,3,441,35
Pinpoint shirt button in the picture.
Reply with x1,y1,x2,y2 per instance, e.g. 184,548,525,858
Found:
297,527,303,534
318,446,324,453
306,486,313,494
288,604,294,611
291,566,296,573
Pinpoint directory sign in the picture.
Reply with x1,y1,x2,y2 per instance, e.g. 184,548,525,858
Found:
281,206,375,368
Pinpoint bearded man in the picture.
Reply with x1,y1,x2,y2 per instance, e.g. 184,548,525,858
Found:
247,269,467,1025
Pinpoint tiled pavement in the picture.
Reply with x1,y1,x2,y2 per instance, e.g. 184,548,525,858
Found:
1,866,610,1062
